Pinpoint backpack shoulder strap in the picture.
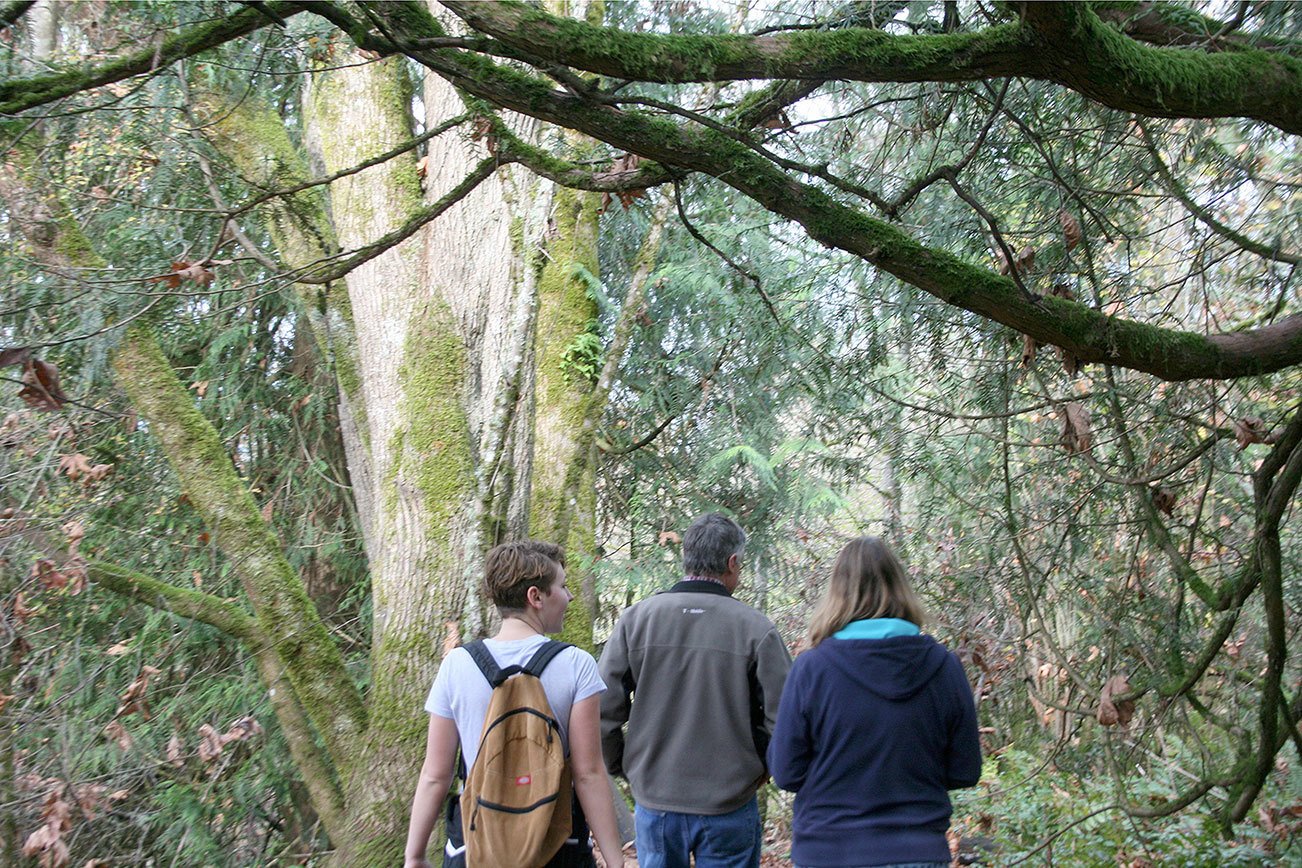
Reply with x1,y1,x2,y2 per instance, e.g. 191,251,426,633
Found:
463,640,508,687
523,640,572,678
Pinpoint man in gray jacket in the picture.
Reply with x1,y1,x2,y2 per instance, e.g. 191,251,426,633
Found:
599,513,792,868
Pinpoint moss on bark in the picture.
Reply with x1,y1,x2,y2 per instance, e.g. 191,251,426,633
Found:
111,327,366,769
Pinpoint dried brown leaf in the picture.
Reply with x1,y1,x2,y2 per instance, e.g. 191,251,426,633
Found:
1097,674,1134,727
58,453,94,481
103,719,133,751
63,520,84,555
1151,486,1177,516
114,665,162,720
657,530,681,546
0,347,32,368
1059,402,1092,454
1021,334,1038,367
1059,209,1082,251
1234,417,1278,450
19,360,68,411
221,716,263,744
31,558,67,591
197,723,223,763
166,733,185,768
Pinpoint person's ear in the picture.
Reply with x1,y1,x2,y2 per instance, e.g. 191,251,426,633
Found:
526,584,544,608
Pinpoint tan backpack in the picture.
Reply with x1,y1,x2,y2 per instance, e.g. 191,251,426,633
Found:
461,640,574,868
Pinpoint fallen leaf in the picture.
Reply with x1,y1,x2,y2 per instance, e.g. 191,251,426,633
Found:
105,642,131,657
657,530,681,546
221,716,263,744
12,591,36,622
443,620,460,657
58,453,94,482
0,347,32,368
31,559,67,591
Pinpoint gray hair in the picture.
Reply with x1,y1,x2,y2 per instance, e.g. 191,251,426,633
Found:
682,513,746,576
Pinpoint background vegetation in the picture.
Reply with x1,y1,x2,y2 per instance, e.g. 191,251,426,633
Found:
1,1,1299,865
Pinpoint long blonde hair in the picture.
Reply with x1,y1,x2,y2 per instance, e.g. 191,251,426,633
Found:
807,536,926,647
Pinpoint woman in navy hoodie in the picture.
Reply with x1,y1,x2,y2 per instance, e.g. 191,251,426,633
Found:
768,537,981,868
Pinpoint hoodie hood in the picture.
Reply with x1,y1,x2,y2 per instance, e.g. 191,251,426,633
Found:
814,634,951,701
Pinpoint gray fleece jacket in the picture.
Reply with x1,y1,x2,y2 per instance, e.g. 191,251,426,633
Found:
598,580,793,814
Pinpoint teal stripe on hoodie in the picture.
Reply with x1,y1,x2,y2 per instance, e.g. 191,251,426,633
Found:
832,617,920,640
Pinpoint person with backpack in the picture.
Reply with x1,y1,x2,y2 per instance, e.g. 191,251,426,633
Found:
598,513,792,868
404,541,625,868
766,536,981,868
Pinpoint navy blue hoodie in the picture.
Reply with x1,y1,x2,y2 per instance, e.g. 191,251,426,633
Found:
767,633,981,867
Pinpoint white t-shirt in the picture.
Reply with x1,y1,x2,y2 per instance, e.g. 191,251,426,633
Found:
425,634,606,771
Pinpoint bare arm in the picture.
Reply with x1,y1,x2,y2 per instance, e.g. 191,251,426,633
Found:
569,694,625,868
404,714,460,868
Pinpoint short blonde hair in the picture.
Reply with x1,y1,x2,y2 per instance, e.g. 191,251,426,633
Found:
806,536,926,647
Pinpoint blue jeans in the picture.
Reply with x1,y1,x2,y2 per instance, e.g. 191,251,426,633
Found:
634,797,761,868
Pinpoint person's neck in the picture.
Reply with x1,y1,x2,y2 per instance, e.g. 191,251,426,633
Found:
493,614,544,641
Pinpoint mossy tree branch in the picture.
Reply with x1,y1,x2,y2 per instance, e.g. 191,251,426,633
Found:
111,327,366,771
343,8,1302,381
439,0,1302,135
0,2,303,115
87,560,348,839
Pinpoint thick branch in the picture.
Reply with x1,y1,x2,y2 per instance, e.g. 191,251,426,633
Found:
293,155,500,283
364,16,1302,379
89,559,347,840
111,327,366,767
0,2,303,115
440,0,1302,135
88,559,260,641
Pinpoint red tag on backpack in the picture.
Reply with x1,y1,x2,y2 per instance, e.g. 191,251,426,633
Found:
515,775,531,786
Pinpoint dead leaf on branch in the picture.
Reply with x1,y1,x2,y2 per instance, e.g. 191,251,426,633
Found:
1059,402,1093,454
1097,674,1135,727
63,520,84,555
114,664,162,720
0,346,32,368
997,245,1036,277
1234,417,1278,450
1059,209,1082,251
1021,334,1039,367
1151,486,1177,516
657,530,681,546
103,719,133,752
197,723,223,763
12,591,36,623
416,154,432,179
146,259,219,289
166,733,185,768
19,359,69,412
469,116,498,155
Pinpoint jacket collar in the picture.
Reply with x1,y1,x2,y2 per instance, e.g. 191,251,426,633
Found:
666,578,733,597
